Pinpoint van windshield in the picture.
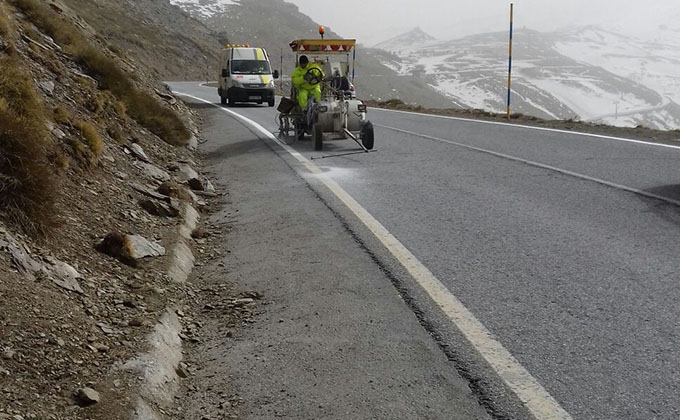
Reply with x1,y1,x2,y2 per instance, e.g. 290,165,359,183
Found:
231,60,271,75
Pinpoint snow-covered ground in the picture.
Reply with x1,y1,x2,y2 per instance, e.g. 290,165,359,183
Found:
553,27,680,107
371,26,680,130
169,0,239,19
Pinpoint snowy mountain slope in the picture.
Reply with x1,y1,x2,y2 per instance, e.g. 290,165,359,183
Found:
169,0,239,19
372,27,680,130
374,27,437,52
553,26,680,107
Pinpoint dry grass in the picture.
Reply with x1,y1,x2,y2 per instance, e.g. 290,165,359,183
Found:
65,136,91,166
0,57,46,125
74,119,103,160
123,90,190,146
74,121,104,165
0,3,12,36
53,105,72,125
73,47,190,146
113,100,127,119
0,56,57,236
11,0,80,46
12,0,190,146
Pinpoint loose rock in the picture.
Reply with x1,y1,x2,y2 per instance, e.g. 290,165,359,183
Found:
127,317,144,327
126,235,165,259
93,343,109,353
76,387,100,406
127,143,150,163
157,181,191,201
177,164,199,182
39,81,55,96
187,177,205,191
96,233,137,267
136,162,171,182
139,199,179,218
176,363,189,379
42,257,84,294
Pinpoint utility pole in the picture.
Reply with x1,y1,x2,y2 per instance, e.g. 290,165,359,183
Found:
506,3,514,120
615,100,619,120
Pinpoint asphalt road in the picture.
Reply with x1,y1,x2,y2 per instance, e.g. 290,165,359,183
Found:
170,82,680,420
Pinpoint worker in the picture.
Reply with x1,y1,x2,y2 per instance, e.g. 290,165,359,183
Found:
292,55,324,109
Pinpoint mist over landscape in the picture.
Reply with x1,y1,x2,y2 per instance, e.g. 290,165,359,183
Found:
4,1,680,419
290,0,680,45
170,0,680,130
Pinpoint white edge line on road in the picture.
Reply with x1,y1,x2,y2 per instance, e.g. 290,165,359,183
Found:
377,124,680,208
175,91,574,420
370,106,680,151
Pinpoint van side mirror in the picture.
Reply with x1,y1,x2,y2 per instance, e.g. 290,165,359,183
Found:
273,70,280,79
221,68,229,78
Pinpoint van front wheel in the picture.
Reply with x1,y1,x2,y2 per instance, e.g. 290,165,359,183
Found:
220,95,227,105
268,98,275,107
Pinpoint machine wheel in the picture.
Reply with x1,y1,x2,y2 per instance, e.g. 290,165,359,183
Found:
313,123,323,151
268,98,275,107
226,93,234,107
361,121,375,150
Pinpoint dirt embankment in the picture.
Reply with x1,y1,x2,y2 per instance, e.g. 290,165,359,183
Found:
0,1,222,419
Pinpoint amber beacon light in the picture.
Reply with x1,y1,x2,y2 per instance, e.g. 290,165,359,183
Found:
319,26,325,39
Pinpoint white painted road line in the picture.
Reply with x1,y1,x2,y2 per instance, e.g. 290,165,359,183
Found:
377,123,680,208
175,92,574,420
371,107,680,151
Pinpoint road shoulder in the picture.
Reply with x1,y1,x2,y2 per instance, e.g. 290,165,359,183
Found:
178,100,492,420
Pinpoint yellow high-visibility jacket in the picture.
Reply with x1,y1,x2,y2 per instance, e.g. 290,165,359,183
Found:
292,63,325,91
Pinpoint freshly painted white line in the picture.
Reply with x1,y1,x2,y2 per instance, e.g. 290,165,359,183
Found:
370,107,680,151
175,91,574,420
378,123,680,208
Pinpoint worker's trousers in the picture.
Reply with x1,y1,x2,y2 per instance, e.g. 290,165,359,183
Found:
297,85,322,109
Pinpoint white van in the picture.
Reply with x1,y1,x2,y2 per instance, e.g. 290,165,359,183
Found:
218,45,279,107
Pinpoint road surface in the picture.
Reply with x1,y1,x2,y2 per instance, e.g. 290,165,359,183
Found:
170,81,680,420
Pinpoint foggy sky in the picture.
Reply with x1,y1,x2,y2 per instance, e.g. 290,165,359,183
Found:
287,0,680,45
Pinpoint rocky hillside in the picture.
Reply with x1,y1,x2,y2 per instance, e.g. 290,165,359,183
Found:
60,0,222,80
170,0,455,108
371,26,680,130
0,0,219,418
